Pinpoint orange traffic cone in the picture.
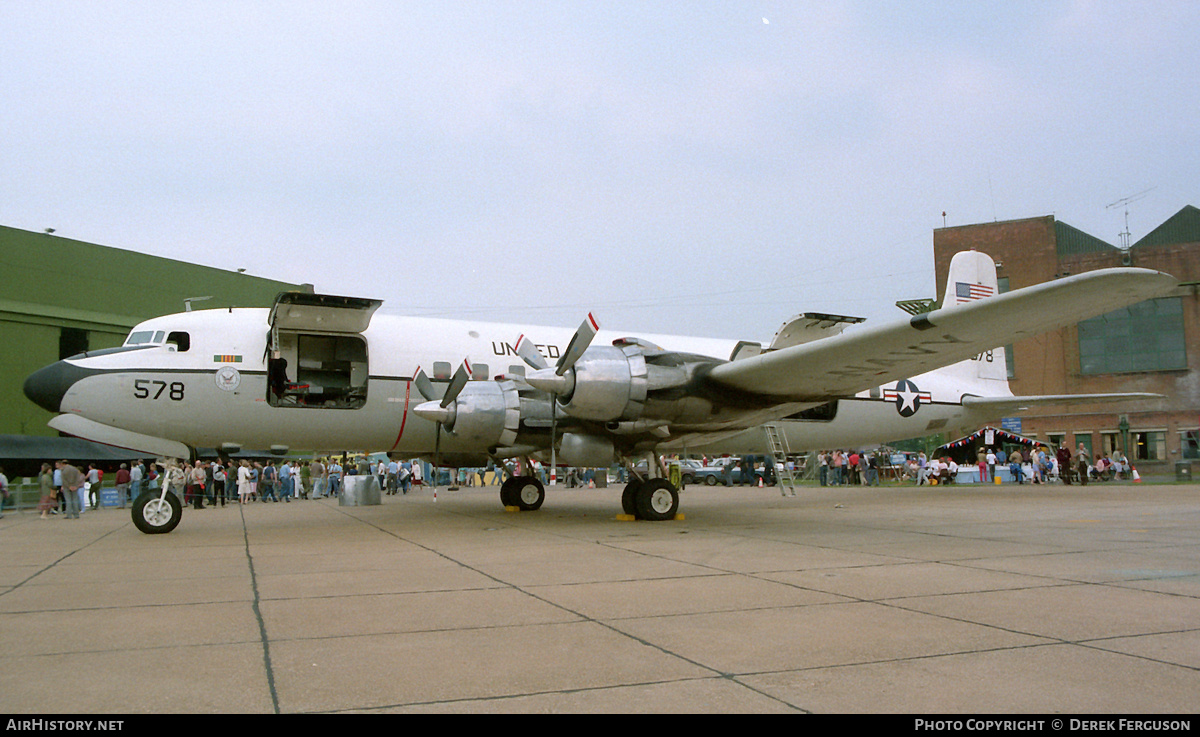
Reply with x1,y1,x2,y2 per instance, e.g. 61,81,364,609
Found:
1132,467,1141,483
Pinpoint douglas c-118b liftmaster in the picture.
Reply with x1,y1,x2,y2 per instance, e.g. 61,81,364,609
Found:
24,251,1177,534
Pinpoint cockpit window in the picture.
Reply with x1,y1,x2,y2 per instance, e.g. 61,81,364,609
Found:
124,330,169,346
125,330,157,346
166,331,190,352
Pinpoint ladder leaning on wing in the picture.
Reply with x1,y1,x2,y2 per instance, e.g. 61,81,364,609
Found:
763,423,797,497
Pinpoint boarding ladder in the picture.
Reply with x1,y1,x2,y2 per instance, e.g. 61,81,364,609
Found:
763,423,797,496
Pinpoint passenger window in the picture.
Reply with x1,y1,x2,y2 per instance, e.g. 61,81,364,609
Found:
433,362,452,380
471,363,489,380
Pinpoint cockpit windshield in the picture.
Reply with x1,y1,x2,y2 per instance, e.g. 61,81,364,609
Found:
124,330,167,346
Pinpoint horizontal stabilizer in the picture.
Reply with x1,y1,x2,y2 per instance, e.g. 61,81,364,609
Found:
962,393,1166,415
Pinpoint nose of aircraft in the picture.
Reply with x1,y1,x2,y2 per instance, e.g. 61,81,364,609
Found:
23,360,85,413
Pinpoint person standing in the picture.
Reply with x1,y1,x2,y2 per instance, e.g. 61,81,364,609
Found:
58,460,84,519
212,462,227,506
311,458,326,498
237,460,252,504
190,462,207,509
129,461,143,504
260,461,278,502
85,464,102,511
115,463,130,509
299,461,311,499
1056,445,1073,484
38,463,56,519
279,460,293,502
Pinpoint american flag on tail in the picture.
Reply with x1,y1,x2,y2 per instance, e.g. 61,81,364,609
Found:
955,282,994,303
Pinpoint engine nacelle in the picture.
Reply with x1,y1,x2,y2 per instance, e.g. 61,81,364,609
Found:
558,433,616,468
416,380,520,448
557,344,648,421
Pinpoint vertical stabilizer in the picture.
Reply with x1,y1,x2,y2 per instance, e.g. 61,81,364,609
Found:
941,251,1010,387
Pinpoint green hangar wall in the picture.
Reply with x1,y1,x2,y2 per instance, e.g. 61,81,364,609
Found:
1,225,308,438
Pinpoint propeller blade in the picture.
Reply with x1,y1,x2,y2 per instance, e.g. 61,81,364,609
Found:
413,367,436,402
555,313,599,376
440,358,472,408
514,334,548,370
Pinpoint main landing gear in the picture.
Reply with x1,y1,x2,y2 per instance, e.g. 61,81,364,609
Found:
499,475,545,511
621,477,680,521
495,453,682,521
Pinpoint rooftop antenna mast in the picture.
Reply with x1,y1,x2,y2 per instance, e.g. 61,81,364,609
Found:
1105,187,1155,250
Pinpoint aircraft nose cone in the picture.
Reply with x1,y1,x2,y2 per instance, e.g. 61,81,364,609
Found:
23,360,80,413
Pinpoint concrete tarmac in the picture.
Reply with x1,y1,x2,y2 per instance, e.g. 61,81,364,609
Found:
1,481,1198,714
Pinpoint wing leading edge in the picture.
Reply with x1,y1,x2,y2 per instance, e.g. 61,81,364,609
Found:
705,267,1178,401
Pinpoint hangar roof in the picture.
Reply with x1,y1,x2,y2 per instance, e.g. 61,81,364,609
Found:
1133,205,1200,249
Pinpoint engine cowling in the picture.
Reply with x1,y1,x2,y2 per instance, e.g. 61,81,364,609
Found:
526,344,648,421
413,380,520,448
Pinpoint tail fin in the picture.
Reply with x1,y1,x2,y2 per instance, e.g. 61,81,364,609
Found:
941,251,1009,387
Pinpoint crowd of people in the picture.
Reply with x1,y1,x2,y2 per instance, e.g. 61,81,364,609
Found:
3,443,1146,518
12,455,447,517
817,443,1136,487
816,450,887,486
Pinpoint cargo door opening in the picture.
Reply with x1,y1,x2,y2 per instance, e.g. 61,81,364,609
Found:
265,292,381,410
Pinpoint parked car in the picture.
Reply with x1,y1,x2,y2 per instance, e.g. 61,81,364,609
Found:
698,456,781,485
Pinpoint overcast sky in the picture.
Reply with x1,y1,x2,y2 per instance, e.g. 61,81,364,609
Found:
3,1,1196,341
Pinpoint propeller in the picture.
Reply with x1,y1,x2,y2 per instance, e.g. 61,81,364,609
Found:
412,359,472,426
524,313,598,395
411,359,472,491
513,315,599,486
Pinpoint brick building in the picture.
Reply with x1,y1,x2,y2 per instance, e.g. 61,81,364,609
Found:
932,206,1200,475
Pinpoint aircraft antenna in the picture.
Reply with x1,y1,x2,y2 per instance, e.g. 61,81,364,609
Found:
1105,187,1155,250
184,296,213,312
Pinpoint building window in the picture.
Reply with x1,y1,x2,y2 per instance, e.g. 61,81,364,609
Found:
1101,432,1121,456
60,327,88,359
1078,297,1187,375
1182,431,1200,460
1133,431,1167,461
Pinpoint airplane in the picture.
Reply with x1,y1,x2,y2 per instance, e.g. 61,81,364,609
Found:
23,251,1177,534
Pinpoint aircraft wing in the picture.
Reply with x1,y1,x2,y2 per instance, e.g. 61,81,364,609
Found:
705,267,1178,401
48,414,191,460
961,393,1166,416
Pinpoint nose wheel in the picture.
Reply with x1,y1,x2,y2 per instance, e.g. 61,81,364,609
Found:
131,490,182,534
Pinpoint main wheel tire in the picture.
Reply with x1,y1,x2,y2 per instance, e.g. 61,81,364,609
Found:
500,477,519,507
621,480,644,517
513,477,545,511
131,490,182,535
635,478,679,521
